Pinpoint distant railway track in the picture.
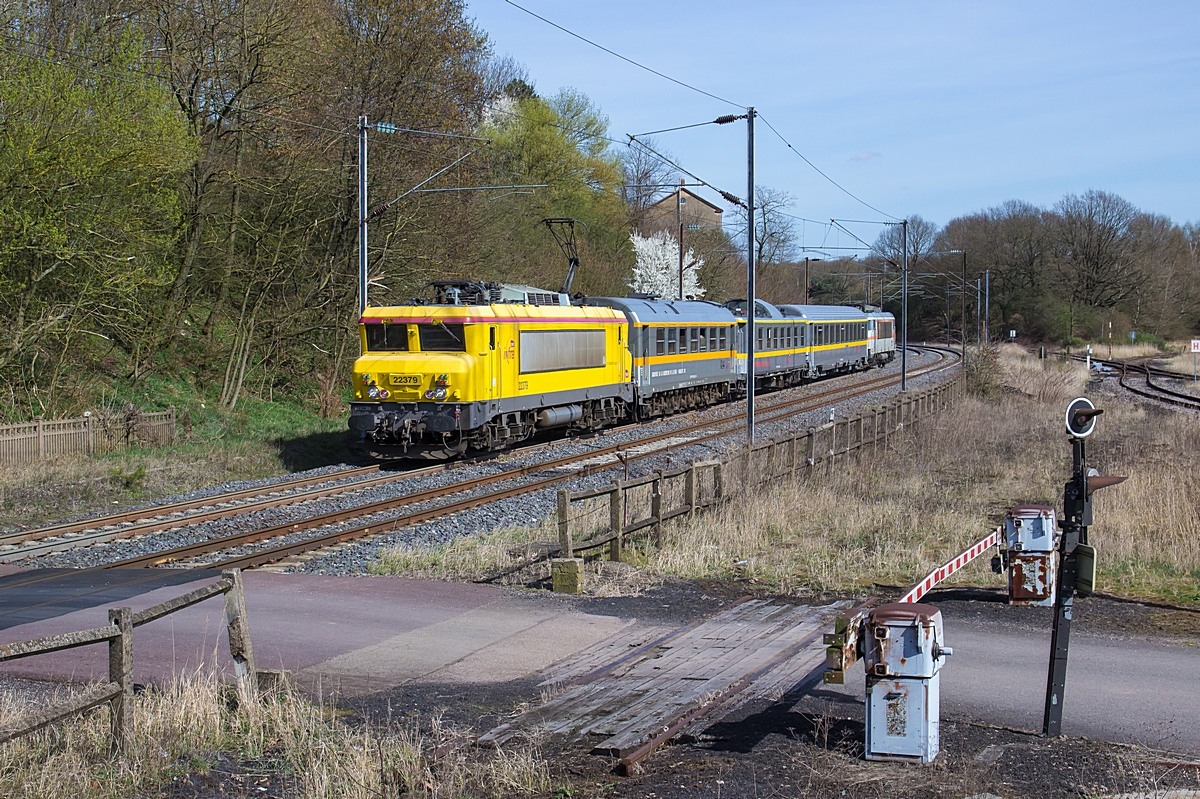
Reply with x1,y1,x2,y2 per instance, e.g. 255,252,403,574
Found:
1076,354,1200,411
1,347,958,574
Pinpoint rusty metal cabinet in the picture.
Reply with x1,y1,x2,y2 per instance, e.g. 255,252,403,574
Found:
1003,505,1059,606
863,603,951,763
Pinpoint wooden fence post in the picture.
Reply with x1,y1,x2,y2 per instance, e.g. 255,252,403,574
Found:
790,433,799,479
609,482,624,562
557,489,573,558
686,465,697,517
35,418,44,460
221,569,257,692
713,462,724,502
107,607,133,756
651,472,664,543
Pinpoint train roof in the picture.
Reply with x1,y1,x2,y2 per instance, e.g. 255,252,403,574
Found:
723,299,785,320
582,297,738,325
777,304,870,321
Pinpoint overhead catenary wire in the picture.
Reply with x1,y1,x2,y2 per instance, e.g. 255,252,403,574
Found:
757,113,899,222
634,115,746,138
502,0,745,110
626,134,746,209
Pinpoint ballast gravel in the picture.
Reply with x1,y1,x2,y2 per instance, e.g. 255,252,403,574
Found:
15,350,957,573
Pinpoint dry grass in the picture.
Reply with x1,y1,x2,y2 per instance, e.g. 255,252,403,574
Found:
0,670,553,798
372,350,1197,604
996,343,1090,403
1093,342,1169,360
0,442,298,530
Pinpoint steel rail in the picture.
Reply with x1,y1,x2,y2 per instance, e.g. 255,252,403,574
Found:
1080,354,1200,411
0,349,951,600
4,350,927,555
199,348,956,572
0,463,462,561
2,345,955,575
0,464,380,546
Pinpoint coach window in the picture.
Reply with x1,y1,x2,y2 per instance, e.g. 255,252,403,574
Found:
489,326,496,350
698,327,708,352
656,328,666,355
667,327,678,355
719,327,727,350
690,327,699,352
678,327,688,354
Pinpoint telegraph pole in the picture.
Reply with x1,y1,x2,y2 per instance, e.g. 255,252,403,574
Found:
961,251,967,359
976,278,982,343
900,218,908,391
358,116,369,318
677,179,685,300
984,269,991,346
746,107,756,444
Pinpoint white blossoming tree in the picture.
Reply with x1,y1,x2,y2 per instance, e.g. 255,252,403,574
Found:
628,230,705,300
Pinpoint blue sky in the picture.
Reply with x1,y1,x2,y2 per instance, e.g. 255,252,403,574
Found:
467,1,1199,247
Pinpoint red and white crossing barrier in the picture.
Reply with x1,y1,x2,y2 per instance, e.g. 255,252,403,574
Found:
900,528,1001,604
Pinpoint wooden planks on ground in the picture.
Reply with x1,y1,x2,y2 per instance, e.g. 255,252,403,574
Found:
480,599,848,758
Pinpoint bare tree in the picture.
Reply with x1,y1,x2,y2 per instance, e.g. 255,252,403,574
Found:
1052,190,1141,308
621,137,679,232
872,214,940,268
730,185,796,266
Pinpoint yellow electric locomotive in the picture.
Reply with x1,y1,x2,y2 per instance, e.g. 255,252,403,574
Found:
349,281,632,459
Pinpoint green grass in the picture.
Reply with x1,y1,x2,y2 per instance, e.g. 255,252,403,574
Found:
0,372,355,529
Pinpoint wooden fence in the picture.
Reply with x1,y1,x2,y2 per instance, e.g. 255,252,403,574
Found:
0,569,255,755
555,374,967,561
0,408,177,465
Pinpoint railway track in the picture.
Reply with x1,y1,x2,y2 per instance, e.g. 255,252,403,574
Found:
1078,354,1200,411
2,347,958,575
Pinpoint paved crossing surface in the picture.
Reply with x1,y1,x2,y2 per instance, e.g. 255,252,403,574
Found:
0,570,627,693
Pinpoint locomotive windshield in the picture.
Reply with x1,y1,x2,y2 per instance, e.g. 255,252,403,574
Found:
364,323,409,351
418,323,466,352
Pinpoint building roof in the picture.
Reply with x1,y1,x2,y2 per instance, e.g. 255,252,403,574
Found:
646,188,724,216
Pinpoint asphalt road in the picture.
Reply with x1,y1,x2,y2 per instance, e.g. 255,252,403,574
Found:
0,567,1195,758
801,595,1200,757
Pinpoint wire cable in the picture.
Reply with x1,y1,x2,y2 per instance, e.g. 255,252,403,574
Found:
757,113,898,221
502,0,744,110
634,115,745,137
626,134,745,209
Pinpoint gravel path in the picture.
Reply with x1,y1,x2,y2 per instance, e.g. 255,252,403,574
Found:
14,350,958,573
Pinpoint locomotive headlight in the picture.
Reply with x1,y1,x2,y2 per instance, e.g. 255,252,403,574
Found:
367,386,380,399
433,387,447,400
423,390,433,399
378,388,390,399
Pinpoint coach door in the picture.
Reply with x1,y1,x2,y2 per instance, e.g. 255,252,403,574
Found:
485,325,498,399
